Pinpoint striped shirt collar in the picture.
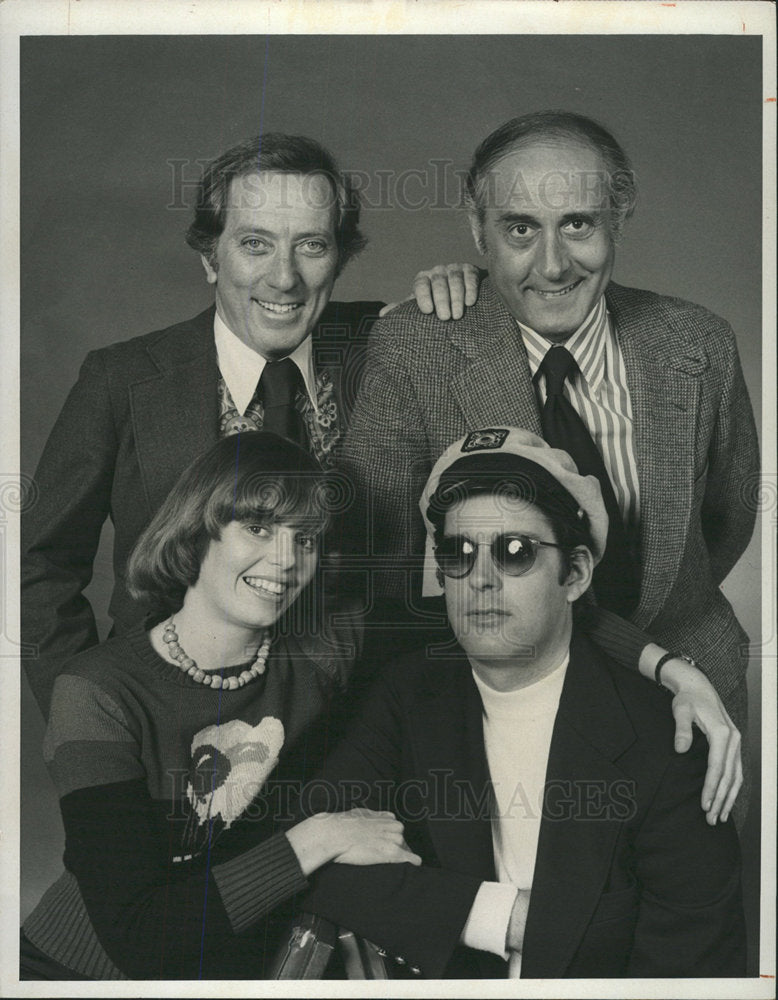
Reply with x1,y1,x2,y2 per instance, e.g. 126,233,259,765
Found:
519,296,610,395
213,309,318,416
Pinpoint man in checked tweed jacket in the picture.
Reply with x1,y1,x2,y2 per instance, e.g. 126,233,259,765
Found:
340,111,759,779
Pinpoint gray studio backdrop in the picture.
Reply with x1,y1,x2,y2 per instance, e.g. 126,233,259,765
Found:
20,33,763,967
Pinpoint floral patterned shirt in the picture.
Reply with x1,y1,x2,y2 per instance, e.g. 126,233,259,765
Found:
218,370,341,468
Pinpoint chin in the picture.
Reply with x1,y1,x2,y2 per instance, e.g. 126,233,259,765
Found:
461,638,516,661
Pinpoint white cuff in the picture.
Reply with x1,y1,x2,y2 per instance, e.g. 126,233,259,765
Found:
460,881,518,959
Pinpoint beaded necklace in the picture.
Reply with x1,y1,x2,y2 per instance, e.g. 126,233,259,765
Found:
162,619,271,690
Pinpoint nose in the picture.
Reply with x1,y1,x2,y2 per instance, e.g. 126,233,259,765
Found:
468,544,502,592
536,230,570,282
268,526,298,573
267,247,300,292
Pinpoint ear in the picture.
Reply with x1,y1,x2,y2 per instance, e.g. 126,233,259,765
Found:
468,210,487,256
200,253,218,285
564,546,594,603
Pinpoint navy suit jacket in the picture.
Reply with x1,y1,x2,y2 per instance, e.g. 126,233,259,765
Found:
300,631,746,978
22,300,381,716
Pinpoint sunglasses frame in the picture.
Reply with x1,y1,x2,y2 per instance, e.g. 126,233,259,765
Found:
434,532,566,579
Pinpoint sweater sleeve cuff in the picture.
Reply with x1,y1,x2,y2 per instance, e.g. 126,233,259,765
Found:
576,604,648,670
460,881,517,959
212,832,308,933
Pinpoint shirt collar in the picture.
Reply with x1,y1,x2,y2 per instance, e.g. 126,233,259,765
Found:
213,310,318,416
519,296,610,394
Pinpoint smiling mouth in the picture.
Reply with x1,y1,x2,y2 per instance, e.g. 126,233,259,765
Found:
531,279,583,299
243,576,289,598
254,300,304,315
468,609,509,618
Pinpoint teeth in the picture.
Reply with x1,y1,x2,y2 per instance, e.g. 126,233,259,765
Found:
256,300,301,314
534,281,580,298
244,576,285,596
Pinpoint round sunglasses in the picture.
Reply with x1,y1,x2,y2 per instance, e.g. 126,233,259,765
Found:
434,532,565,579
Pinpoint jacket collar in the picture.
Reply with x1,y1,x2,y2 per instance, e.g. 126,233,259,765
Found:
446,278,543,436
605,282,707,625
410,646,496,882
143,305,216,369
521,630,637,977
129,307,220,515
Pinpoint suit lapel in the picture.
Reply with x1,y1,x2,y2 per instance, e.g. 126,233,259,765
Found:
129,308,220,515
410,656,496,881
448,280,542,436
521,633,636,978
606,284,705,626
310,299,380,427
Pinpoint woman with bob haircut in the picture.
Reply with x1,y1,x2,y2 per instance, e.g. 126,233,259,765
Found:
21,431,420,981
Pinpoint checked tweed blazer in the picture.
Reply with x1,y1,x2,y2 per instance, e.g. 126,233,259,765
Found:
340,279,759,702
22,300,381,717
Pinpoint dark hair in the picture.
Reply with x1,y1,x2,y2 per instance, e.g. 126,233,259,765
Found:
185,133,367,275
127,432,329,615
465,110,637,242
427,453,593,582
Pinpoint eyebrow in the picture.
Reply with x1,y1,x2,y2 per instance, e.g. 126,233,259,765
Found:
497,210,603,226
230,226,333,240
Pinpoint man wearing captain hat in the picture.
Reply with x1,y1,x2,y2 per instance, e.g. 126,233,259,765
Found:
299,427,746,979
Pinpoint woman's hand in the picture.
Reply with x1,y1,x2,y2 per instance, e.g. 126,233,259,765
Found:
285,809,421,876
379,263,482,321
330,808,422,866
657,656,743,825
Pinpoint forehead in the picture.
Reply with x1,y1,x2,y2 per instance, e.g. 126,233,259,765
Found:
481,139,610,216
221,170,337,235
444,492,554,538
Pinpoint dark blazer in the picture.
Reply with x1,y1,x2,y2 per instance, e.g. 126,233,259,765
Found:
339,280,759,703
300,631,746,978
22,300,382,716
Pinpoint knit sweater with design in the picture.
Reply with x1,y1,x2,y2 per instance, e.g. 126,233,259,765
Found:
23,618,358,980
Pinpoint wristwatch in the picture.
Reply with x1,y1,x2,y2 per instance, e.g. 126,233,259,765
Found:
654,652,703,690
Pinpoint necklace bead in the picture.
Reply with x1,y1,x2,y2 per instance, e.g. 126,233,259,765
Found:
162,619,270,688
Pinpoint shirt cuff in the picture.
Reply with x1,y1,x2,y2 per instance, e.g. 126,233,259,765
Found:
212,832,308,933
460,881,518,959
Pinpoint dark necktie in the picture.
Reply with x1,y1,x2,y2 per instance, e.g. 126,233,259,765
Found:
538,346,639,616
258,358,307,448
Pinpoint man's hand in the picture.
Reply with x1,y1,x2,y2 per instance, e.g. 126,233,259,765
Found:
379,263,482,321
505,889,531,954
659,658,743,825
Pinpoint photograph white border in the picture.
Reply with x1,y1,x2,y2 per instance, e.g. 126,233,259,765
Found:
1,2,774,997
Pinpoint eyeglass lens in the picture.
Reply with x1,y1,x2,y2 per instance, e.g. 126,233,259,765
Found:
435,533,541,579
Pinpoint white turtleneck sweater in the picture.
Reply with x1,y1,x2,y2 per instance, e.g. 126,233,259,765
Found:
460,653,569,976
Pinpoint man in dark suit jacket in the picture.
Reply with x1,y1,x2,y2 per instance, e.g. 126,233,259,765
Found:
300,429,746,978
339,111,758,820
21,133,472,718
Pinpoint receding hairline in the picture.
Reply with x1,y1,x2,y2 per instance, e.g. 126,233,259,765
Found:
491,131,608,164
470,133,613,206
